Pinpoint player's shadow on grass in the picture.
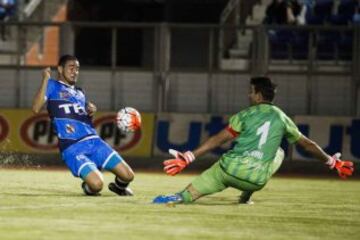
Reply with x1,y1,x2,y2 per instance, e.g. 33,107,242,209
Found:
2,191,81,197
2,186,127,198
2,187,83,197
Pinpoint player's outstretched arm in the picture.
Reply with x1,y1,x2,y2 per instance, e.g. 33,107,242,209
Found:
295,135,354,179
163,128,235,176
32,67,51,114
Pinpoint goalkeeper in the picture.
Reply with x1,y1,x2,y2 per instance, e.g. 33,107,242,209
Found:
153,76,354,204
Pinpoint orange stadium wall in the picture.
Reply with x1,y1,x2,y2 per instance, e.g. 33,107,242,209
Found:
25,4,67,66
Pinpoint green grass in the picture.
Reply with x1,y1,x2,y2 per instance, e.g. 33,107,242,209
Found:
0,169,359,240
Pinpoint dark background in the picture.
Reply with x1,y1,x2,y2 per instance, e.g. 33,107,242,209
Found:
67,0,228,66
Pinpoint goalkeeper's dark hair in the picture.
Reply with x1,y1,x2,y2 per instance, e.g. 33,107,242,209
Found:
58,54,78,67
250,76,277,101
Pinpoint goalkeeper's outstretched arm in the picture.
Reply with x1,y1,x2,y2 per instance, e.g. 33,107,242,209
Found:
295,135,330,163
163,128,236,176
295,134,354,178
192,128,235,158
32,67,51,114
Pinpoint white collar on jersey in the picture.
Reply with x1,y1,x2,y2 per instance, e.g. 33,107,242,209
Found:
58,79,76,89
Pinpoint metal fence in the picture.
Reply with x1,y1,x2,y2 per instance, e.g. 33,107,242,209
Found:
0,21,359,116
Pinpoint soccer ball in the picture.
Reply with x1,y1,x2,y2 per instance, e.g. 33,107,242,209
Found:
116,107,141,132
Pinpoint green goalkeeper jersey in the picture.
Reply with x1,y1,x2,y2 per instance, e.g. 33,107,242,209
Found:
219,103,302,185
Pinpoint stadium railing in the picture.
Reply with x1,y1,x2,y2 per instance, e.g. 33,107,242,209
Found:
0,21,358,116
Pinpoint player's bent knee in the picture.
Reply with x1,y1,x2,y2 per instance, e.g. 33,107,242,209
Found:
111,161,135,183
125,162,135,181
126,165,135,182
88,178,104,192
125,171,135,182
84,170,104,192
118,170,134,183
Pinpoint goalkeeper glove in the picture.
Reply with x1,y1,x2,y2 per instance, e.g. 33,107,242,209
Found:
163,149,195,176
326,153,354,179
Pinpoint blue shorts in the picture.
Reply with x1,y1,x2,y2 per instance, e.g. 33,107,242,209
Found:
61,136,123,179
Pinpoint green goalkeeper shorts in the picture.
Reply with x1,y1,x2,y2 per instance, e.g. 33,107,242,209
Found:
191,161,265,197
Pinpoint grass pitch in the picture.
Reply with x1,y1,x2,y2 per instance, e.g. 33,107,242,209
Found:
0,169,359,240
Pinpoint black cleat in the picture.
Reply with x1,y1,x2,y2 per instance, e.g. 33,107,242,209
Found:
239,191,254,204
108,182,134,196
81,182,101,196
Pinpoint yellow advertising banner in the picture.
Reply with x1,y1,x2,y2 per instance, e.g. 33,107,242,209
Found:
0,109,154,157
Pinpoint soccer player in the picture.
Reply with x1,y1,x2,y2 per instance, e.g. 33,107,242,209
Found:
32,54,134,196
153,76,354,204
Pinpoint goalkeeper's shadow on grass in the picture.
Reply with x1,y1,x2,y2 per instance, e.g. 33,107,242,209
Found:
184,196,257,206
190,202,239,206
188,201,259,206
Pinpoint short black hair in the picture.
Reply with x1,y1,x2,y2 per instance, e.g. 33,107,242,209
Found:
58,54,78,67
250,76,277,101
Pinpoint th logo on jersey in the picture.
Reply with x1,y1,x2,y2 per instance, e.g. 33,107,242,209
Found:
59,103,87,115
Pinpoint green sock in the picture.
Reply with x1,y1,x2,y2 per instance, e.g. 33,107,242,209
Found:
179,190,193,204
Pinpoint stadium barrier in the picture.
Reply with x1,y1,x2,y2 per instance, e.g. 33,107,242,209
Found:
0,109,154,157
0,109,359,162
